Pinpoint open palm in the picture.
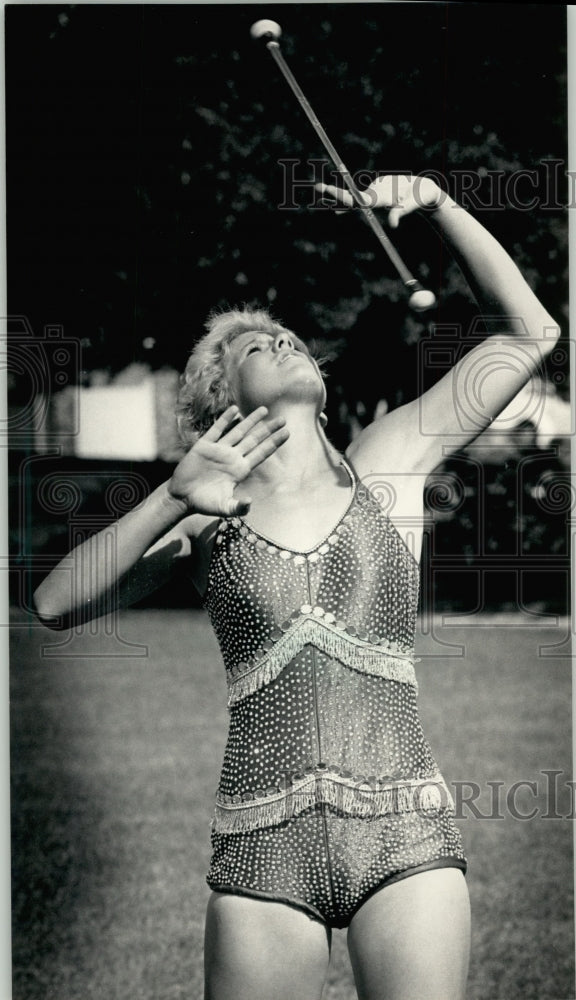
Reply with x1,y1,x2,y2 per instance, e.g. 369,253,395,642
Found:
168,405,289,517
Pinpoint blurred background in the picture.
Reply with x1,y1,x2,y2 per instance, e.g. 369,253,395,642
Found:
6,3,571,611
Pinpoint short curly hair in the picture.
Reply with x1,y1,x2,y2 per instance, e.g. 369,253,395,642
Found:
175,305,325,446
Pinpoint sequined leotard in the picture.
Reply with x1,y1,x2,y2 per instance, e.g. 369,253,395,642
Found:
203,460,466,928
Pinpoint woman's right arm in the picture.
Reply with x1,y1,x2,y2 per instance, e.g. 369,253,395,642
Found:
32,480,196,628
32,405,288,628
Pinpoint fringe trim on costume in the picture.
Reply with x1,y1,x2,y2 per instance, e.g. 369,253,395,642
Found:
212,772,454,834
227,617,417,707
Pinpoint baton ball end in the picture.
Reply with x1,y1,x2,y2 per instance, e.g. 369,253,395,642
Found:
408,289,437,312
250,20,282,42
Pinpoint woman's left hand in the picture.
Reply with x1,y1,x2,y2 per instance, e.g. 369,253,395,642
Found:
315,173,445,228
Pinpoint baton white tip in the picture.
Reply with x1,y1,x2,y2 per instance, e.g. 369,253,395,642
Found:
250,20,282,41
408,289,437,312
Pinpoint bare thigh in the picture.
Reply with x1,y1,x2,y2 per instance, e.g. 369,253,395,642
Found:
347,868,471,1000
204,891,332,1000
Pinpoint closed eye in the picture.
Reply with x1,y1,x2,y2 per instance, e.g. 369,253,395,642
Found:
245,336,273,357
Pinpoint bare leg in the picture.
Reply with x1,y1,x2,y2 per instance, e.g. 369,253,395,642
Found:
347,869,471,1000
204,891,332,1000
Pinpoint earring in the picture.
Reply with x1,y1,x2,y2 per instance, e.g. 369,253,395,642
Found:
319,412,328,428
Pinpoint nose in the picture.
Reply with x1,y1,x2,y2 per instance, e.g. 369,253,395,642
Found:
273,331,294,353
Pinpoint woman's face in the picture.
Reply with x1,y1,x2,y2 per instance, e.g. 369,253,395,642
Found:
224,329,327,416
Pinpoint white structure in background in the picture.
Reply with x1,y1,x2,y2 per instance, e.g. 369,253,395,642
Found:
76,378,158,462
32,365,184,462
32,369,570,463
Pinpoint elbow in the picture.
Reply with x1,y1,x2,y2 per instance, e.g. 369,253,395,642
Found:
518,308,561,358
533,308,561,354
31,586,71,631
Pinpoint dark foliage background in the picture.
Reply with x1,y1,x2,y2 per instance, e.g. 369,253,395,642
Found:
5,3,570,612
6,4,569,384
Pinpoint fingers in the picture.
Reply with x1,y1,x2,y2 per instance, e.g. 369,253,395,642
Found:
388,194,421,229
314,182,360,213
388,205,408,230
316,175,443,224
202,405,243,442
204,404,289,471
226,494,252,517
314,179,413,223
223,406,274,447
204,405,276,445
217,407,288,460
245,425,290,470
240,417,288,458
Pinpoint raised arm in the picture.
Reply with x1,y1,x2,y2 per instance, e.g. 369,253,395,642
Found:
318,175,560,474
33,405,288,628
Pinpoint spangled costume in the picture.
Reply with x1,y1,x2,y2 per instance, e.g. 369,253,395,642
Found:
203,460,466,928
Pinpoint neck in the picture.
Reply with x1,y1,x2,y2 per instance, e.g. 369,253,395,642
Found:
248,403,339,490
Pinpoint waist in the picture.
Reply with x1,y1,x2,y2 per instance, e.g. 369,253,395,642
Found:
217,646,436,817
213,768,454,834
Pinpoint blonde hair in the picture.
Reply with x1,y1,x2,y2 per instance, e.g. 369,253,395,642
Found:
176,306,326,445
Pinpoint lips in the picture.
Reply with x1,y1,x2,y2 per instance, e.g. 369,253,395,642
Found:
278,352,305,365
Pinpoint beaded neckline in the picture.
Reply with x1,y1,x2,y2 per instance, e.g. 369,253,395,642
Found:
235,458,357,556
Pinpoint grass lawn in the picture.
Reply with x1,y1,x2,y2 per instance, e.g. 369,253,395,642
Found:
10,608,574,999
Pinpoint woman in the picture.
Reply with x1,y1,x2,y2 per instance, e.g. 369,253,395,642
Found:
34,176,559,999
